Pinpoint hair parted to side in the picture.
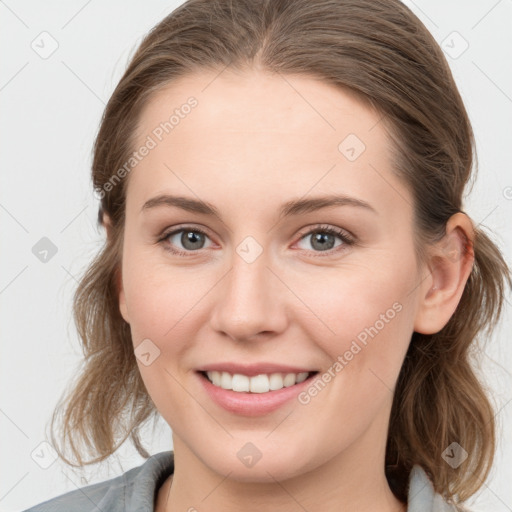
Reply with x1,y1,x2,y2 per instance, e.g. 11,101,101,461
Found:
48,0,511,506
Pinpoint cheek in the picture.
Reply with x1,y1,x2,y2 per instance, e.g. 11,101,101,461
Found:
291,256,418,377
289,261,417,442
121,251,203,418
121,246,206,344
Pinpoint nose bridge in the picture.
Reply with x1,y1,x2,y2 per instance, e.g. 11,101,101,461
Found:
210,239,287,341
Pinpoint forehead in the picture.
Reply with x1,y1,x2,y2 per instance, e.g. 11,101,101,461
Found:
127,69,412,220
135,69,381,152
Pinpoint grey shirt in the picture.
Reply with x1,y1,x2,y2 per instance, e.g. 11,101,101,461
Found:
23,451,462,511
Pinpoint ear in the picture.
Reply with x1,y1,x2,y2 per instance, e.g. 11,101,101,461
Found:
118,272,130,324
413,212,475,334
102,211,113,240
102,212,130,324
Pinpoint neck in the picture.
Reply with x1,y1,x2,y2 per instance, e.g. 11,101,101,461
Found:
157,437,407,512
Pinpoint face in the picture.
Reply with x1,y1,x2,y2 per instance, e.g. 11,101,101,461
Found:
118,69,426,482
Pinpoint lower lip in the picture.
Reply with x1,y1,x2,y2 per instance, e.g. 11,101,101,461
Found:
197,371,318,416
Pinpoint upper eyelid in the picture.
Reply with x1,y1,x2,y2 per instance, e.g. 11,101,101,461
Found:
161,224,213,241
296,224,353,240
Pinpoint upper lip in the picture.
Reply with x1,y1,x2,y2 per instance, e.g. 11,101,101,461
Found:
197,362,317,377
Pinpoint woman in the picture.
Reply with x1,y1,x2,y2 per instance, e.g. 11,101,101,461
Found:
24,0,510,511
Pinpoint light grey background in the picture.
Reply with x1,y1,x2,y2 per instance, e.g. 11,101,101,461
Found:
1,1,511,511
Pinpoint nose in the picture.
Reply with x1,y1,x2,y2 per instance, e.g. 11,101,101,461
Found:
209,247,288,342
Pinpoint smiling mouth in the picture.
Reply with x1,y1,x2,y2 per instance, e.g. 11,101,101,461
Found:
199,370,319,394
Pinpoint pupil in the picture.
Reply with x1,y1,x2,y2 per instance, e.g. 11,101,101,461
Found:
182,231,204,250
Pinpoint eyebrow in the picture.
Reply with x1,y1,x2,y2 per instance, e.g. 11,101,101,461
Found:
141,193,377,218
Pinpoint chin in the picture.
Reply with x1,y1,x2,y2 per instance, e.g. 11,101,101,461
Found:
197,440,316,484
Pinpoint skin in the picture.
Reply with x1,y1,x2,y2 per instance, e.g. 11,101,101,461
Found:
107,68,475,512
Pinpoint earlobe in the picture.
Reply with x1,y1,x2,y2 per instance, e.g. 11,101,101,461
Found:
413,213,475,334
102,212,113,240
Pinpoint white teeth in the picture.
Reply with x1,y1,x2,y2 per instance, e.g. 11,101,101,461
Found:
269,373,284,390
205,371,310,393
249,374,269,393
283,373,297,387
232,374,250,392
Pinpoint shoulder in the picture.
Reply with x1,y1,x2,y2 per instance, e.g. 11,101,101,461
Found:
22,451,174,512
407,465,473,512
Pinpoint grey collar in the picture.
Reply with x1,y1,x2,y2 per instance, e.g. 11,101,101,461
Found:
407,465,460,511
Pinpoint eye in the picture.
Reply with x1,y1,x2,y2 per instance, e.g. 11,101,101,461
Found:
295,224,355,255
158,223,355,257
158,226,213,255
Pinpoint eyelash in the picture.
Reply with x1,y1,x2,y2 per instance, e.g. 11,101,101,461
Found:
157,224,356,258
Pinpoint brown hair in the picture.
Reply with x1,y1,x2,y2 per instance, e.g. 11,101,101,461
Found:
49,0,511,506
